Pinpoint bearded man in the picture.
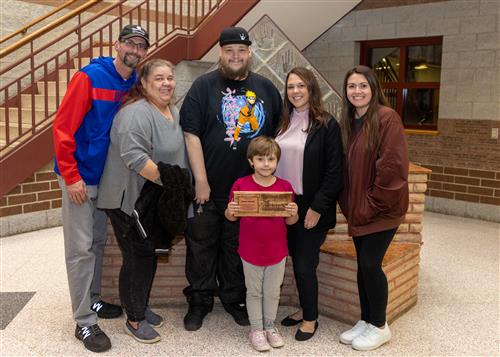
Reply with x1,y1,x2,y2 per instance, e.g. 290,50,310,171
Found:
53,24,149,352
180,27,282,331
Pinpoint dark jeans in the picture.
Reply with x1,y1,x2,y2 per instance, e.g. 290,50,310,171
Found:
106,209,158,322
287,196,329,321
184,200,245,307
353,227,397,327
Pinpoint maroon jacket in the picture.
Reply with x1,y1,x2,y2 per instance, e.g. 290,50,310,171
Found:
339,105,409,237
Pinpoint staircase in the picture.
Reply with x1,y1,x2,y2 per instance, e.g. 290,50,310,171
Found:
1,55,91,153
0,0,260,196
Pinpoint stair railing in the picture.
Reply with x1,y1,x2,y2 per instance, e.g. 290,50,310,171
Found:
0,0,224,156
0,0,101,58
0,0,81,45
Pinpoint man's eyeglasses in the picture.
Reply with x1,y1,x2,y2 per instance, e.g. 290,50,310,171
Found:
121,39,148,51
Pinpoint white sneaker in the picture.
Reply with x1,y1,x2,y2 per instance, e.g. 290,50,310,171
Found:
352,322,391,351
339,320,368,344
249,330,271,352
265,327,285,348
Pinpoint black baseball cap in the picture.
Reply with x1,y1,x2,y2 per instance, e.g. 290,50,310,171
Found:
119,24,150,46
219,27,252,47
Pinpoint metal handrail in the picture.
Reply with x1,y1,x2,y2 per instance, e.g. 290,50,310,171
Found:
0,0,101,58
0,0,80,45
1,0,120,76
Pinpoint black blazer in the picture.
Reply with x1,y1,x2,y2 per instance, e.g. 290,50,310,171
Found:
300,116,344,230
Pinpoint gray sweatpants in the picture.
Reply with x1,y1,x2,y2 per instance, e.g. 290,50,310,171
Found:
58,177,108,327
242,257,286,331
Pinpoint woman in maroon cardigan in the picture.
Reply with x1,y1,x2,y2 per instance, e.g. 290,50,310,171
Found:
338,65,409,351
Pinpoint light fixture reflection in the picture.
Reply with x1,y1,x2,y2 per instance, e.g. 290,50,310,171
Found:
414,63,428,70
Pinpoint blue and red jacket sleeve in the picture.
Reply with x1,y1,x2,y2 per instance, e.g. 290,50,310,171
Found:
52,71,92,185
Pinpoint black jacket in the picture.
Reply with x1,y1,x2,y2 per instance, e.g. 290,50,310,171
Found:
300,116,344,230
133,162,194,250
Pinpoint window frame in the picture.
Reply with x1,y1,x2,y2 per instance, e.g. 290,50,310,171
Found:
360,36,443,131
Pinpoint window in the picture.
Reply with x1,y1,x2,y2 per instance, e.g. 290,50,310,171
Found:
360,37,442,130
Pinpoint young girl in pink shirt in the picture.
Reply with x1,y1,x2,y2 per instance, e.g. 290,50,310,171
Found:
225,136,298,352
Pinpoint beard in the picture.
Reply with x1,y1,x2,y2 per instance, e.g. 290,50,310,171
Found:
122,53,141,68
218,59,251,80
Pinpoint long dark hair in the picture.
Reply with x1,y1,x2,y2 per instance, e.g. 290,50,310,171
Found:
340,65,388,153
123,58,175,107
276,67,330,136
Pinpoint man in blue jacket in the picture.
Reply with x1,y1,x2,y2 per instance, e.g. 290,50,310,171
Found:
53,24,149,353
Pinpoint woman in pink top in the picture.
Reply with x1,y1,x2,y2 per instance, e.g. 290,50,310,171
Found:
225,136,298,352
275,67,344,341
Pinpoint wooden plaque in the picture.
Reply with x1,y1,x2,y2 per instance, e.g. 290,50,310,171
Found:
233,191,293,217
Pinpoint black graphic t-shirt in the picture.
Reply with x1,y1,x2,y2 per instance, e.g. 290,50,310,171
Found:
180,70,282,202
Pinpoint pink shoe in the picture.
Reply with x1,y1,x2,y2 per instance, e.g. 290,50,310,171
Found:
265,327,285,348
249,330,271,352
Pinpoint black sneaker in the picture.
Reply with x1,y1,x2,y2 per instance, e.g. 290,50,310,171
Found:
183,304,212,331
75,324,111,353
91,300,123,319
223,302,250,326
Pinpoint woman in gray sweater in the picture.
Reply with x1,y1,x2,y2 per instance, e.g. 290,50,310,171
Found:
98,59,189,344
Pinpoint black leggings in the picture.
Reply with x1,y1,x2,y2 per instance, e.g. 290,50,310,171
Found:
353,227,397,327
106,209,158,322
287,196,329,321
287,223,328,321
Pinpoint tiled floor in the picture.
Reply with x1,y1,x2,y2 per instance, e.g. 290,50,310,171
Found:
1,212,498,356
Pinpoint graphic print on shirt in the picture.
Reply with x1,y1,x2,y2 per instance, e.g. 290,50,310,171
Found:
219,87,265,149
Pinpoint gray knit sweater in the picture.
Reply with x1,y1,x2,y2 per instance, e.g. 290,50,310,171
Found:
97,99,189,215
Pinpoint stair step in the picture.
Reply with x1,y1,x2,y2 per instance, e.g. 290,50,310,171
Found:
21,94,60,110
0,122,33,141
37,81,68,95
58,69,78,82
0,107,47,125
73,57,91,69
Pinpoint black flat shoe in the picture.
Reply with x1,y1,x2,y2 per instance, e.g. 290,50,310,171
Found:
281,315,303,326
295,321,319,341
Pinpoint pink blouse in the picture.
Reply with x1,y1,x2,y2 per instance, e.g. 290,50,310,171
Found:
275,109,309,195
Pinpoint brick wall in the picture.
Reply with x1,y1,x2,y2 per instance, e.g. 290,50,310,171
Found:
424,165,500,205
0,161,61,217
0,161,62,236
408,117,500,206
303,0,500,218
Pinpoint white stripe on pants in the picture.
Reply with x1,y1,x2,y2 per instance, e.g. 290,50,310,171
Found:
58,176,108,327
242,257,286,330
